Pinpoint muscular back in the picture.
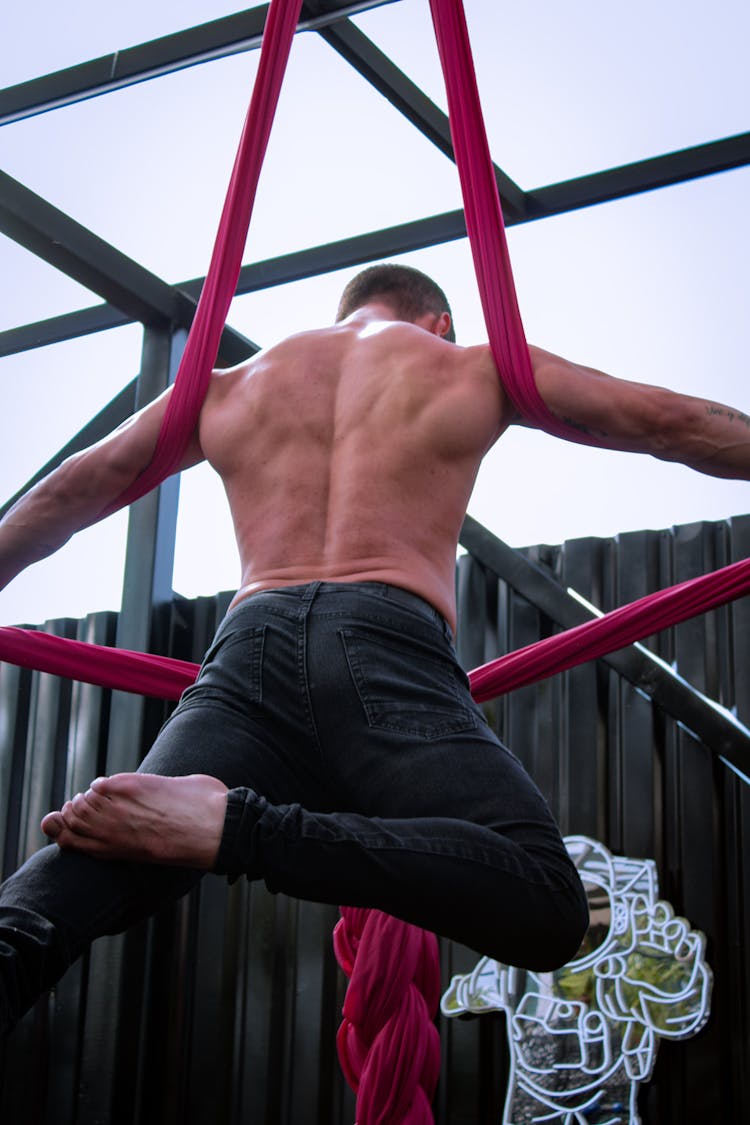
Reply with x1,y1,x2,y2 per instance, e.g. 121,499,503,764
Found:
3,303,741,617
198,310,512,629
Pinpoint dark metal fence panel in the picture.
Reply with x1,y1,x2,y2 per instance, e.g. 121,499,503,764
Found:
455,517,749,1125
1,517,749,1122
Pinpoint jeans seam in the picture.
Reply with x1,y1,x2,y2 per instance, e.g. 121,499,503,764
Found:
299,600,324,759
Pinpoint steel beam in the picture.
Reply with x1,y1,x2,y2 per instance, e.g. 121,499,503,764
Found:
0,1,399,126
527,132,750,220
0,305,131,358
0,170,190,324
0,305,255,366
459,515,750,778
0,381,138,520
0,170,258,360
314,17,527,222
90,326,187,1091
232,208,467,291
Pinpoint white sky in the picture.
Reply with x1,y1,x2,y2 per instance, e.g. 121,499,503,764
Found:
1,0,749,625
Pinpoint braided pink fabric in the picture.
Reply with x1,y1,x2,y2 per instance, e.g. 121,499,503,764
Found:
334,908,441,1124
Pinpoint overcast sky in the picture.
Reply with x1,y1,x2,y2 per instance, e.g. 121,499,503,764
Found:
1,0,749,625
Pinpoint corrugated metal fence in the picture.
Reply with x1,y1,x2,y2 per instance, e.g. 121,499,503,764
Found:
1,516,748,1123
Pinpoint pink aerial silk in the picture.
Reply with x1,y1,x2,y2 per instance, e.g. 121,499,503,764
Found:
427,0,607,446
334,908,441,1124
0,1,748,1122
0,626,197,698
97,0,305,519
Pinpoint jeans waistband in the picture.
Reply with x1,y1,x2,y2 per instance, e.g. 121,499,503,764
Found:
228,581,448,632
346,582,445,627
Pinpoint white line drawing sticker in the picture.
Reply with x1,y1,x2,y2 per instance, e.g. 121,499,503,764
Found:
441,836,712,1124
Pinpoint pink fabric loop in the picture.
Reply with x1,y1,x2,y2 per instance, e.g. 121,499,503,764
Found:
333,908,441,1123
0,625,199,698
427,0,607,447
97,0,304,520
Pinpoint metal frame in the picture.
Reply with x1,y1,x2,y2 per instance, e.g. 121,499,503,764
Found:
2,0,749,769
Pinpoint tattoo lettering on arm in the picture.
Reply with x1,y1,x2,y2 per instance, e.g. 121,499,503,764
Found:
706,405,750,429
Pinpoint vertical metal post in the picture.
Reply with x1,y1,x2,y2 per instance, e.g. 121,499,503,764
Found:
105,321,187,774
77,323,188,1122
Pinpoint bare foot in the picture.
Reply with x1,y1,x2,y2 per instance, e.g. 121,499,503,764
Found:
41,773,228,868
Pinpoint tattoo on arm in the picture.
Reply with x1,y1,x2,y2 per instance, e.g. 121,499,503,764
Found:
706,405,750,429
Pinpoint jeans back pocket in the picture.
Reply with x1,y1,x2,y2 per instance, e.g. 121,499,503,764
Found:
340,626,477,739
184,625,266,711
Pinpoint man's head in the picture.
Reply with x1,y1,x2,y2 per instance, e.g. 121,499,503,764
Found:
336,263,455,342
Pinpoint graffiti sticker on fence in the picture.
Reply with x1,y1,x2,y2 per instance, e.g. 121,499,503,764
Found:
441,836,712,1125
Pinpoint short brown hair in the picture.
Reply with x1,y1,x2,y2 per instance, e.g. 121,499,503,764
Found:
336,263,455,342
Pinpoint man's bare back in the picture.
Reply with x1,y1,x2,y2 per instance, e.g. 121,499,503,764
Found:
199,304,512,631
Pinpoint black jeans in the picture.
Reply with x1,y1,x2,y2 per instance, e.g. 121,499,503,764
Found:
0,582,587,1030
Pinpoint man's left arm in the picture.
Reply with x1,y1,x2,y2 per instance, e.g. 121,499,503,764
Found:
525,345,750,479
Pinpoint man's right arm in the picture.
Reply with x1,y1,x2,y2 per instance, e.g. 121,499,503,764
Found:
0,386,205,593
524,345,750,480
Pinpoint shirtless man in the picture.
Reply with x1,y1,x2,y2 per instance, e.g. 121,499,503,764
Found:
1,263,749,1033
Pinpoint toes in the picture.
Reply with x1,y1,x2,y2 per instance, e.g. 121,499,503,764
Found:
81,787,111,815
90,775,117,796
70,792,90,816
41,811,64,838
41,817,88,851
93,773,145,800
56,795,99,838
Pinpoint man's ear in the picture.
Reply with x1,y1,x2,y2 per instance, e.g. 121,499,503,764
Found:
435,311,452,339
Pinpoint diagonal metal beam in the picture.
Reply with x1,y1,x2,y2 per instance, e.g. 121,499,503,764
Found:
459,515,750,780
0,170,190,324
0,380,138,520
0,305,132,358
0,170,257,363
527,132,750,220
0,1,399,126
313,17,527,222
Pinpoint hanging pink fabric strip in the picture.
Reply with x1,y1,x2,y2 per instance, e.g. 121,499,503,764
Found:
97,0,304,520
427,0,607,447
